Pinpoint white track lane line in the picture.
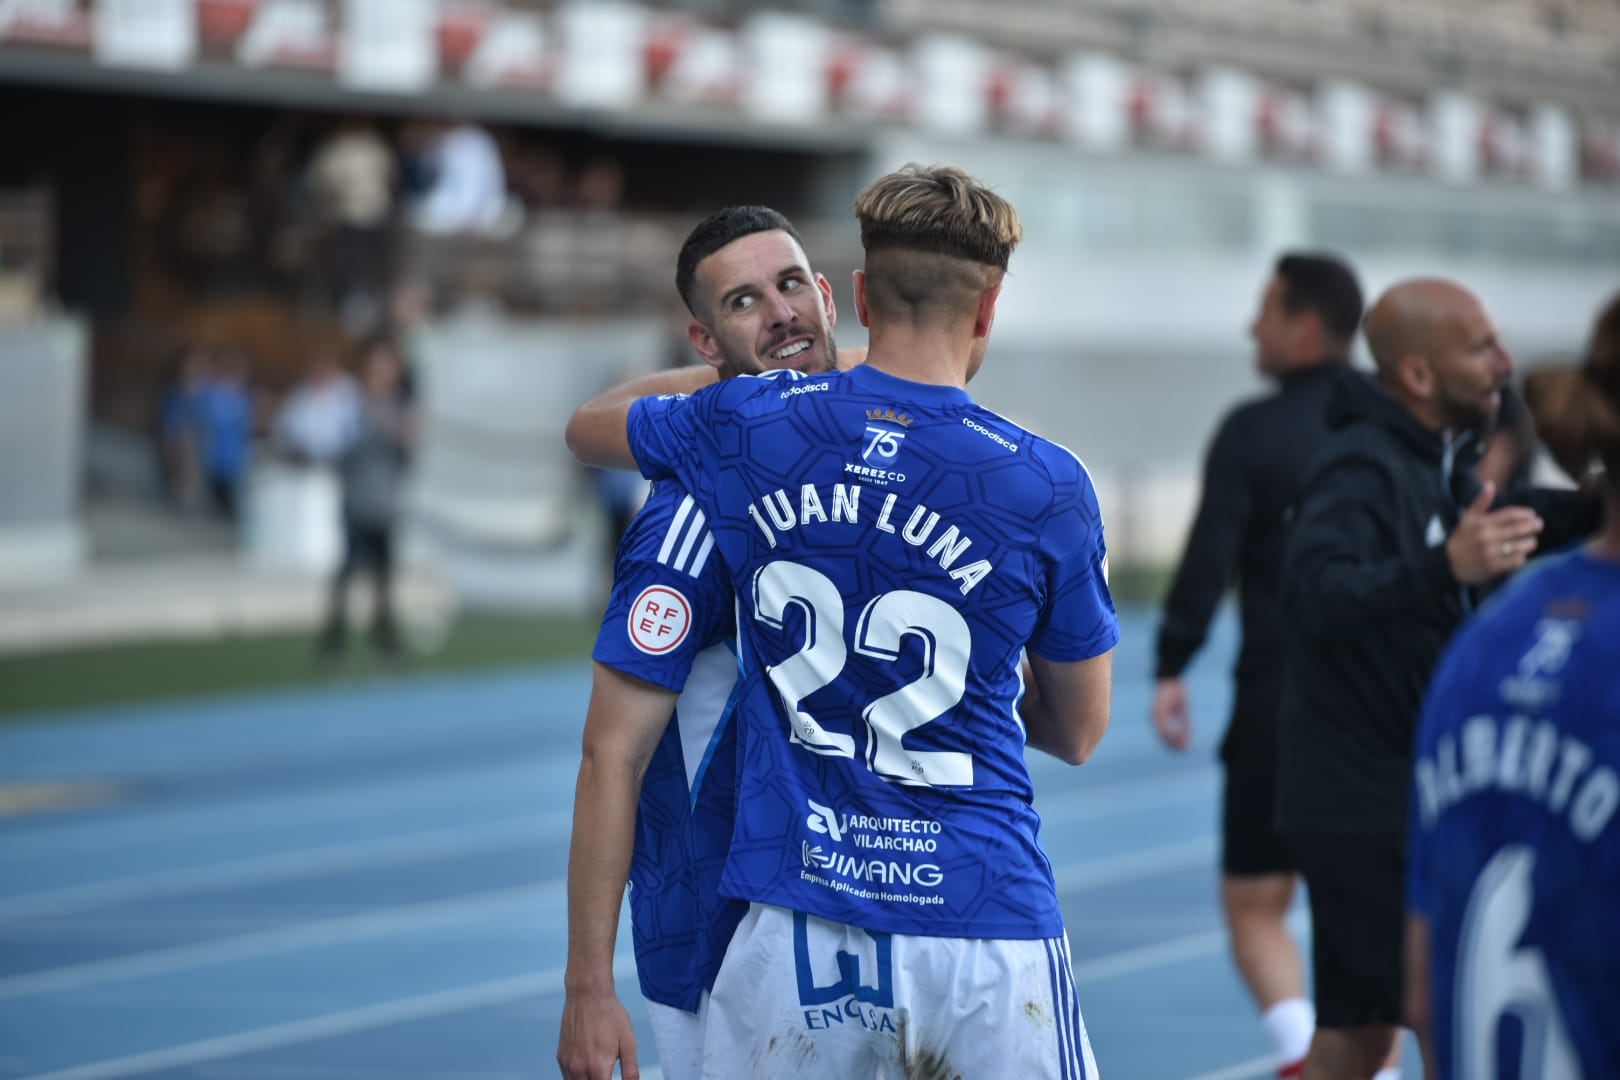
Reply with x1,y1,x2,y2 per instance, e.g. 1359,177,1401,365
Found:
1072,909,1309,986
1177,1053,1282,1080
16,957,635,1080
0,812,565,924
0,882,556,1000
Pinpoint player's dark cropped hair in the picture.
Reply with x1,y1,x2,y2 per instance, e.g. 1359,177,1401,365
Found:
1275,252,1363,347
675,206,805,317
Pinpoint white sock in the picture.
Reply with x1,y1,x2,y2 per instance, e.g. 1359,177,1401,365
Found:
1372,1070,1400,1080
1262,997,1315,1064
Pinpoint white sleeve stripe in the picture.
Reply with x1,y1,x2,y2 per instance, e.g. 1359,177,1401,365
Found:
674,508,707,572
688,531,716,577
657,495,695,566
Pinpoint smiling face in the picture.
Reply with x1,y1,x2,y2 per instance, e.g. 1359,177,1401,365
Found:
688,229,837,378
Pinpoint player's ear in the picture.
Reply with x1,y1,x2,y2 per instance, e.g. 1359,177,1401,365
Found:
815,272,836,328
973,283,1002,339
853,270,870,328
687,318,726,371
1298,312,1326,364
1397,351,1433,401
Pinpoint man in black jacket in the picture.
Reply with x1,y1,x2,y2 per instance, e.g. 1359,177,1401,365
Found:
1277,278,1599,1079
1153,253,1364,1074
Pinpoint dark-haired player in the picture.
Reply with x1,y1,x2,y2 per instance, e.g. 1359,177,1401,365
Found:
1152,253,1365,1075
559,206,845,1080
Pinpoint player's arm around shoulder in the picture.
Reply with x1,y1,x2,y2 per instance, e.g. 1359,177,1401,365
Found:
559,662,680,1080
565,365,719,470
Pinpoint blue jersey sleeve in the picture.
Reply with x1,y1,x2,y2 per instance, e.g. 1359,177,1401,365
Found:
627,372,805,483
1027,447,1119,662
627,392,704,484
592,486,734,692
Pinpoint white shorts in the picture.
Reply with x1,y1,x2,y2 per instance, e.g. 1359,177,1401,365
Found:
646,994,708,1080
701,904,1098,1080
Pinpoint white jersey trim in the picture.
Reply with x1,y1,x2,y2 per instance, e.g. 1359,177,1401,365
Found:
657,494,716,577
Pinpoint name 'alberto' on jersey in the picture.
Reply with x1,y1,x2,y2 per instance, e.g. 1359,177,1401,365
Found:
1408,550,1620,1078
626,365,1118,939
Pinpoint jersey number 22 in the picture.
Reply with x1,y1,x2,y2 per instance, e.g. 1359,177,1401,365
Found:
753,560,973,788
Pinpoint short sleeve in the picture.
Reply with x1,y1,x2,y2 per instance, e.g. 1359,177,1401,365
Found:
627,391,704,483
626,373,797,485
591,491,735,692
1028,448,1120,662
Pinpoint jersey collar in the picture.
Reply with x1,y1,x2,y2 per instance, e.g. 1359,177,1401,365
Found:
844,363,975,407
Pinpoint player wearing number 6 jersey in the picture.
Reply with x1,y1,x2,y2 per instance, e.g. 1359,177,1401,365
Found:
1406,293,1620,1080
568,164,1117,1078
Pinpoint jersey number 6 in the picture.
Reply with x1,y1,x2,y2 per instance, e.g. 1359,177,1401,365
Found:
752,560,974,788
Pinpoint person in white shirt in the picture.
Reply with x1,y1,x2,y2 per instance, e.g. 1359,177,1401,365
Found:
273,349,361,466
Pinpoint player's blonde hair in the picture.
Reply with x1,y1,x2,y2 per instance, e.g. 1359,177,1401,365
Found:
853,164,1022,325
854,163,1022,270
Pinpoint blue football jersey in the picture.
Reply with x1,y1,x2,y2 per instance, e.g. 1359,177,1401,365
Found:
591,481,749,1012
626,364,1119,939
1409,549,1620,1079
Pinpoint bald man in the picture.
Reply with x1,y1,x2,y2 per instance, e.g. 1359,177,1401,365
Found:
1273,279,1601,1080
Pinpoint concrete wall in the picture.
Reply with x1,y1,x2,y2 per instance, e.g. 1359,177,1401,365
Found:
0,317,88,582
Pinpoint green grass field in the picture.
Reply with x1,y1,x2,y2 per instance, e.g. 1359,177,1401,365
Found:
0,614,600,721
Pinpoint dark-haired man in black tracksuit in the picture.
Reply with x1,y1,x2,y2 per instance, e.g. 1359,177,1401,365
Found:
1154,252,1365,1075
1277,278,1602,1080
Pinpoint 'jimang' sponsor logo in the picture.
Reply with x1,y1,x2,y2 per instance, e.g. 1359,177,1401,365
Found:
801,842,944,888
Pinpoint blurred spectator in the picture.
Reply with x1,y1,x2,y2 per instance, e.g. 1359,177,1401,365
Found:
585,362,647,572
591,465,643,568
408,120,513,236
308,118,397,331
508,144,571,210
171,178,255,294
387,278,436,404
318,338,416,662
158,345,210,510
526,155,629,313
248,117,303,288
577,157,626,214
195,347,255,523
576,157,628,313
1475,383,1539,492
273,347,361,465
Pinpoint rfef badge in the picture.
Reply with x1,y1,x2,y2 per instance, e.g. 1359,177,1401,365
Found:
628,585,692,654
